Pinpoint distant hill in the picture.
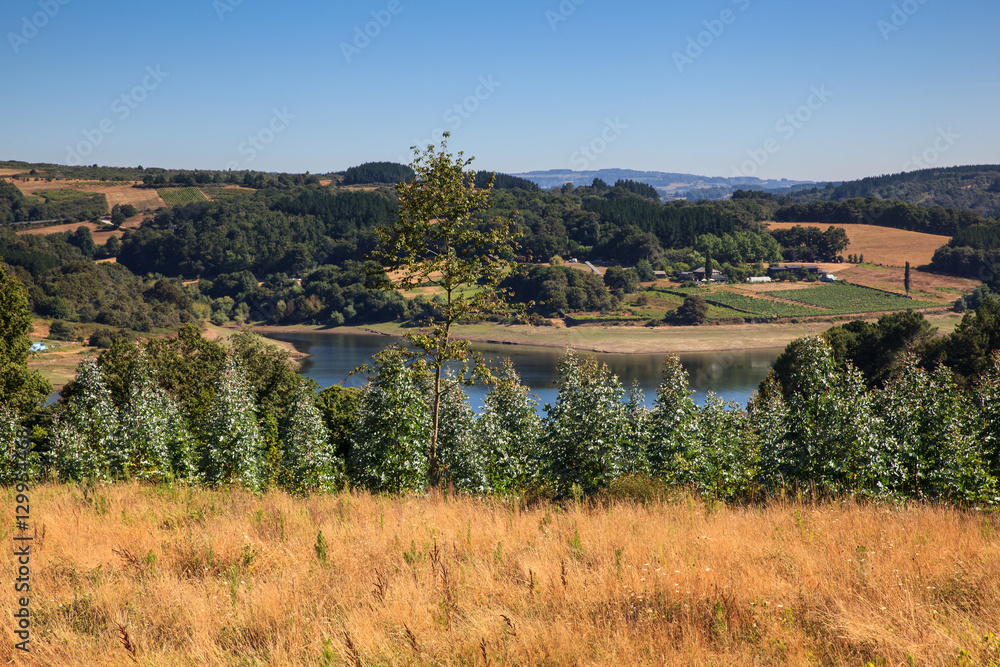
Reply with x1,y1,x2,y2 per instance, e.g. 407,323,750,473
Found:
511,169,817,200
786,165,1000,218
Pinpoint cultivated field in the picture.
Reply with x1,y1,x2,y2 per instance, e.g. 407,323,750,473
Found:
2,484,997,666
763,222,951,267
156,187,208,206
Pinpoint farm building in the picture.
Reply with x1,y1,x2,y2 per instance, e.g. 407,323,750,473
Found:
767,265,827,279
748,276,772,284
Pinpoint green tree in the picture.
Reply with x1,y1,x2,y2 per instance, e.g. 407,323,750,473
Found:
279,384,341,494
202,358,264,490
603,265,640,294
349,347,431,493
51,358,119,482
904,261,911,296
541,351,635,496
368,134,523,486
634,258,656,282
675,295,709,325
0,269,52,416
473,359,542,493
114,350,197,483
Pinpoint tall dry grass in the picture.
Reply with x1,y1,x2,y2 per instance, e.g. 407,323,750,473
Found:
2,483,999,666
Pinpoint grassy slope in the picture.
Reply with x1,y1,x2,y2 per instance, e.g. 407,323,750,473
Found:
3,483,997,666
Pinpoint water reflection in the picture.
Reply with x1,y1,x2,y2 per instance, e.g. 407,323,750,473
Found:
263,331,782,412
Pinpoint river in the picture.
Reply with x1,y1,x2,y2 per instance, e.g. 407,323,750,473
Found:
264,331,782,412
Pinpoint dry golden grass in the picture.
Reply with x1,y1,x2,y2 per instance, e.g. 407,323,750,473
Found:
16,221,124,246
763,223,951,267
3,484,998,666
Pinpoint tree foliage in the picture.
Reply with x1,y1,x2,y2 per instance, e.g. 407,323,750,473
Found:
368,134,523,485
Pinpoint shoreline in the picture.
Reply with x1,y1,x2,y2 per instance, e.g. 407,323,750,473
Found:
250,321,833,355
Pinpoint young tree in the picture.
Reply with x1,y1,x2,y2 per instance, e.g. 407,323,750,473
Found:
349,347,431,493
114,350,198,483
541,351,635,496
51,358,120,482
473,359,542,493
279,384,341,494
368,133,523,486
201,357,265,490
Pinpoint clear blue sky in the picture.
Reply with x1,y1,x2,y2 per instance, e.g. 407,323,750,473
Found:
2,0,997,181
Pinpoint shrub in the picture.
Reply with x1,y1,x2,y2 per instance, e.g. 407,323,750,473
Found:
675,295,709,325
48,320,76,341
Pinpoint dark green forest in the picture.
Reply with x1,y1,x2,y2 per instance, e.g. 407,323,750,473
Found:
2,160,1000,336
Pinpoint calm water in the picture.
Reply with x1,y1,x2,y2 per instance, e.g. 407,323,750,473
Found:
264,331,781,412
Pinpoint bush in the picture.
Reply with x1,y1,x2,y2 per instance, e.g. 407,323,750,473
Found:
675,295,709,325
48,320,76,341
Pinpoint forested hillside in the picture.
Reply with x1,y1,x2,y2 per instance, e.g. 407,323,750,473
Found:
3,160,1000,335
788,165,1000,218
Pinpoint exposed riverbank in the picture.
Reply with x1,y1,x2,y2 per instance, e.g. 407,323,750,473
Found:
252,320,833,355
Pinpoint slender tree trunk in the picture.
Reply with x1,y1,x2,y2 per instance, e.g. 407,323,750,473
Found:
429,365,442,487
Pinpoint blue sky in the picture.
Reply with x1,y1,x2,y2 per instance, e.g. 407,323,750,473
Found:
2,0,997,181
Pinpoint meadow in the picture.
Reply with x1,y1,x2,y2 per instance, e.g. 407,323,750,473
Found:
2,483,998,666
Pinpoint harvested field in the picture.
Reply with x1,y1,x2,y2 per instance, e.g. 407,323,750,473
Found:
763,222,951,267
7,178,166,210
16,221,123,245
833,265,980,304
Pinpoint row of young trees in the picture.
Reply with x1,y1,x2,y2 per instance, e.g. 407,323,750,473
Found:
8,335,997,506
340,341,1000,504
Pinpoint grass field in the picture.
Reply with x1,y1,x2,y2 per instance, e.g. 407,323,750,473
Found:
157,187,209,206
4,483,997,666
200,186,254,201
763,222,951,267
